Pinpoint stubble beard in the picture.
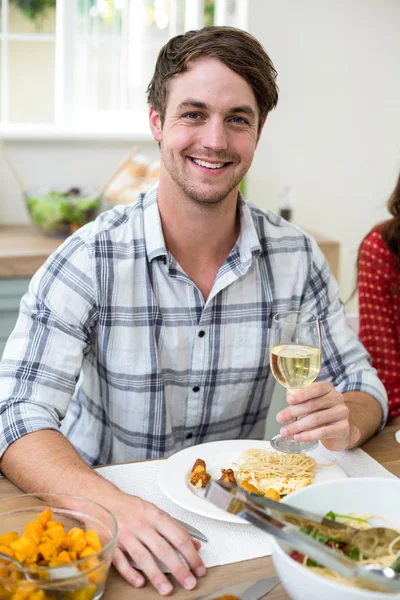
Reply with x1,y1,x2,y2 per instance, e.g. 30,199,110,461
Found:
162,148,250,207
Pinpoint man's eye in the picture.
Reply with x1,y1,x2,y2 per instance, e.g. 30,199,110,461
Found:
230,116,248,124
184,112,200,120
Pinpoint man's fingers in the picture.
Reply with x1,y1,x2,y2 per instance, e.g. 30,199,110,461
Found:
155,515,206,579
192,538,202,551
277,386,345,424
280,405,349,438
136,523,200,592
292,398,348,422
112,546,145,588
286,382,333,404
291,418,350,444
276,396,332,423
123,534,175,596
277,395,335,423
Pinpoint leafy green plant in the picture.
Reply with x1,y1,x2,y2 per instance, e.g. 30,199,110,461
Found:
10,0,56,21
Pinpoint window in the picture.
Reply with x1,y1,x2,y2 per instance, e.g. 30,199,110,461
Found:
0,0,248,139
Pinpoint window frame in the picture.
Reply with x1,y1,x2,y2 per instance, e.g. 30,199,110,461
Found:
0,0,248,141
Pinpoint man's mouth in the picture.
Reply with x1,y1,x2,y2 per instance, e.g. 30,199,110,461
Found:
189,157,231,170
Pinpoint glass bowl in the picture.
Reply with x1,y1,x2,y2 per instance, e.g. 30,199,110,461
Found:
0,493,117,600
25,186,103,238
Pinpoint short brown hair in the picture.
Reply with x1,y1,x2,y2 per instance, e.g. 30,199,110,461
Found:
147,26,278,132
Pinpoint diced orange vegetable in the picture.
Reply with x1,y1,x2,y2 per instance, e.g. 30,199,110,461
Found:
10,586,35,600
38,540,59,562
0,566,8,578
0,507,104,600
68,583,97,600
44,525,65,541
82,556,100,571
67,528,85,546
45,521,63,531
72,538,87,554
0,544,15,562
241,481,260,494
85,531,101,552
264,488,281,502
29,592,46,600
79,547,96,559
56,551,72,564
10,536,38,563
68,527,85,540
24,522,44,545
0,532,19,547
37,509,53,527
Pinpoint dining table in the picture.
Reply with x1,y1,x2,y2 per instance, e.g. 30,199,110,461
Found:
0,417,399,600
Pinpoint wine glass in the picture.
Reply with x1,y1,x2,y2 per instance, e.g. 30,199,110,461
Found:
269,311,321,453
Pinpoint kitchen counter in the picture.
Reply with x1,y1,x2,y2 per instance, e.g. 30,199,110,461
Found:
0,225,340,280
0,225,61,278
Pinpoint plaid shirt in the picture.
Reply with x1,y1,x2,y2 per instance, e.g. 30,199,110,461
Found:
0,189,387,465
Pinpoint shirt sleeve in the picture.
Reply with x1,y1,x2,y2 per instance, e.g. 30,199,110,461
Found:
0,234,98,458
358,231,400,420
300,234,388,429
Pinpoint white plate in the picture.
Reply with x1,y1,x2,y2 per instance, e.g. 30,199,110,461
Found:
158,439,347,524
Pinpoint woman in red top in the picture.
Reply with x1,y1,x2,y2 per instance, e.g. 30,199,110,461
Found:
358,172,400,420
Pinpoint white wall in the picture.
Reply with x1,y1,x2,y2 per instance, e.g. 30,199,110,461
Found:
1,0,400,312
247,0,400,309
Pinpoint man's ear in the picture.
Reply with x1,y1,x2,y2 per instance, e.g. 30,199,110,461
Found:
149,107,162,143
256,116,267,145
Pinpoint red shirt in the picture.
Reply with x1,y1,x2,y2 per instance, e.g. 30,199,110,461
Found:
358,229,400,420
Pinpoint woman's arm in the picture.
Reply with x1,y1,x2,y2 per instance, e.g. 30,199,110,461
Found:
358,231,400,419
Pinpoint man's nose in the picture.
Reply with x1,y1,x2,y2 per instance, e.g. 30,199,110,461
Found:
201,119,228,152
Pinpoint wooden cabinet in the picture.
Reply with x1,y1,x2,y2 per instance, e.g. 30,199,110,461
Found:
0,278,29,357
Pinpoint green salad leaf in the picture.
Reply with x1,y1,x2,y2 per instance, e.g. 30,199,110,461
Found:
324,511,369,524
27,190,101,234
391,557,400,573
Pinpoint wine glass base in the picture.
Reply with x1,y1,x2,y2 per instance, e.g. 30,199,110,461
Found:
270,434,319,454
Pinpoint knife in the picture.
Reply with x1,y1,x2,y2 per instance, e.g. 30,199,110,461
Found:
128,517,208,573
174,517,208,542
196,576,280,600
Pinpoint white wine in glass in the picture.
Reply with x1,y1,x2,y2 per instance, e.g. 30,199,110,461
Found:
269,311,321,453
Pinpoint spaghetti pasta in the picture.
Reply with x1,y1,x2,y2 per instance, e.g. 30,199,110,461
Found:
233,448,316,496
293,513,400,592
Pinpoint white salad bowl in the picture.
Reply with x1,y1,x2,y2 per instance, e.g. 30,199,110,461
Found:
270,477,400,600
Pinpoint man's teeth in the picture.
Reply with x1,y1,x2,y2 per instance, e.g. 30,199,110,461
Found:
192,158,226,169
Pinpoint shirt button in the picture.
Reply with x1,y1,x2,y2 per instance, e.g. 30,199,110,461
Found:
185,432,193,440
192,386,200,392
198,330,205,338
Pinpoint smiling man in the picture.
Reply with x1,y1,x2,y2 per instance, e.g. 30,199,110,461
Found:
0,26,387,596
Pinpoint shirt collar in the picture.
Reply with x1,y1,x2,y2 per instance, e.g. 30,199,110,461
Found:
142,186,262,266
142,185,169,263
236,192,262,263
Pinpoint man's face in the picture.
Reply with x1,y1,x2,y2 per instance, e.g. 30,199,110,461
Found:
149,57,263,206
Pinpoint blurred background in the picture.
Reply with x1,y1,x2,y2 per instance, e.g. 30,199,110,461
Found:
0,0,399,315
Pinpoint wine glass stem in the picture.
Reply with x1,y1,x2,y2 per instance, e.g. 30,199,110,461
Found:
285,388,298,439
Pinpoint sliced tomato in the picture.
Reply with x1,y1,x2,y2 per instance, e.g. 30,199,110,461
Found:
290,550,305,563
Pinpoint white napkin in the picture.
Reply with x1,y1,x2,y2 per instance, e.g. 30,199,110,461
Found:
96,448,396,568
97,460,272,567
316,446,398,479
